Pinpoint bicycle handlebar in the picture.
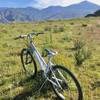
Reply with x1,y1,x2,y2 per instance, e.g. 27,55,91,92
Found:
31,32,44,36
14,35,27,40
14,32,44,40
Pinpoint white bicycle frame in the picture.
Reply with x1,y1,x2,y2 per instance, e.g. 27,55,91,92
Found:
30,43,47,69
15,33,64,90
28,38,54,77
27,37,63,88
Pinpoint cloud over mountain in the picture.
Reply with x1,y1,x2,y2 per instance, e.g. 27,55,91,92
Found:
34,0,85,8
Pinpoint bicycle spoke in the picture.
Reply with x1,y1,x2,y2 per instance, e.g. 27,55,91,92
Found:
50,66,81,100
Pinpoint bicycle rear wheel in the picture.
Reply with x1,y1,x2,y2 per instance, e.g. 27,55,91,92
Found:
21,48,37,78
50,65,83,100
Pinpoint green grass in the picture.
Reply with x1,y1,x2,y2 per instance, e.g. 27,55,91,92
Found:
0,17,100,100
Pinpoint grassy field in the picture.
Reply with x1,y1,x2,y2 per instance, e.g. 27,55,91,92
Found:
0,17,100,100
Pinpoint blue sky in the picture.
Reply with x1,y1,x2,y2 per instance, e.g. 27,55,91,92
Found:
0,0,36,7
0,0,100,8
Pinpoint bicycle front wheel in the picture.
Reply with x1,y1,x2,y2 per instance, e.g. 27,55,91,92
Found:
21,48,37,78
50,65,83,100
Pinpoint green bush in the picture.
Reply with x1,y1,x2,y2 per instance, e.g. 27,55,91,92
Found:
74,40,91,66
58,27,64,32
44,26,51,31
82,24,88,27
74,40,85,50
70,22,74,25
74,48,91,66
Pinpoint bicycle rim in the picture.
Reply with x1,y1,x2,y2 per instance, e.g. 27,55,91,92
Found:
21,49,37,77
50,65,83,100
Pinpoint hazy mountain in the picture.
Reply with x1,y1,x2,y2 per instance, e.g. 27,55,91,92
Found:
67,1,100,9
0,1,100,23
43,1,100,20
0,7,40,22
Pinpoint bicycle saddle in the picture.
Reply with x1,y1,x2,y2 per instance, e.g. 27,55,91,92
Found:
44,49,58,56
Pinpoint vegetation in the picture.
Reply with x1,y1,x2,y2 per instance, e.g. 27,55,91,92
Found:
73,40,91,66
0,17,100,100
86,9,100,17
74,47,91,66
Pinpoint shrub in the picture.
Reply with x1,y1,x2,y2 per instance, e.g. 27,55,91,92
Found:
74,48,91,66
74,40,91,66
58,27,64,32
70,22,74,25
44,26,51,31
74,40,85,50
82,24,87,27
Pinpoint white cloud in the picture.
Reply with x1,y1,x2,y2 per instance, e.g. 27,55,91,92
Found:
33,0,100,9
88,0,100,5
33,0,83,8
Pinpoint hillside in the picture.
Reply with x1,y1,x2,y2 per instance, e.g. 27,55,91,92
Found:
0,1,100,23
0,17,100,100
86,9,100,17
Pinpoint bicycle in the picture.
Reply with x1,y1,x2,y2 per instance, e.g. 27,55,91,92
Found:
15,32,83,100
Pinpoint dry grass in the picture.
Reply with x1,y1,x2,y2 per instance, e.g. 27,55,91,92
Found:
0,17,100,100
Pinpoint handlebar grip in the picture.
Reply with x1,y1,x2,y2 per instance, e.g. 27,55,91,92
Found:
14,32,44,40
31,32,44,36
14,35,27,40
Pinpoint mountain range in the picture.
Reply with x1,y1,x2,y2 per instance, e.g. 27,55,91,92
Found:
0,1,100,23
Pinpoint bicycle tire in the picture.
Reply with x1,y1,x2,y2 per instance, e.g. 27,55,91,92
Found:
21,48,37,78
50,65,83,100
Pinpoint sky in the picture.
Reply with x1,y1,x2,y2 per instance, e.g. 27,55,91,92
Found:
0,0,100,9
